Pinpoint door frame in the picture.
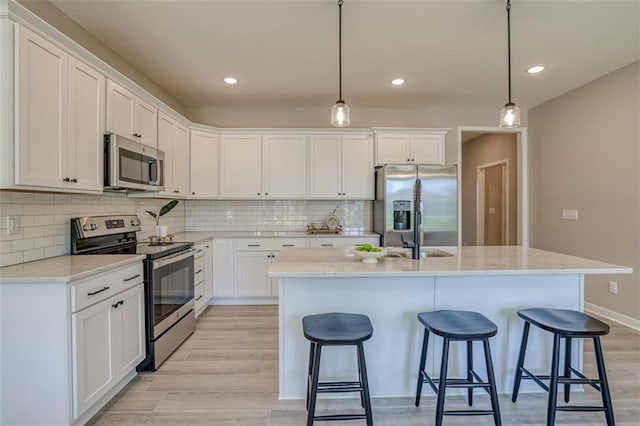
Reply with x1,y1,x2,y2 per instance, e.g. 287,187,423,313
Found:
457,126,528,247
476,159,509,245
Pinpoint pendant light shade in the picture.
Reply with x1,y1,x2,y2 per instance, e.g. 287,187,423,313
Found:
499,0,521,128
331,0,350,127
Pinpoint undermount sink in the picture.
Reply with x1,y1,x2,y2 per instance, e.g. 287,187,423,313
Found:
420,249,454,258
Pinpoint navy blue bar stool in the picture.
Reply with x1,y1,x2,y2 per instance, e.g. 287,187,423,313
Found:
302,312,374,426
415,310,501,426
512,308,614,426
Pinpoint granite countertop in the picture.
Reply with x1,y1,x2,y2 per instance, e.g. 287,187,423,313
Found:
170,231,380,244
0,254,145,283
267,246,632,278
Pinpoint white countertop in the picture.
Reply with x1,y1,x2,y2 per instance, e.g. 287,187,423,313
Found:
267,246,632,278
171,231,380,244
0,254,145,283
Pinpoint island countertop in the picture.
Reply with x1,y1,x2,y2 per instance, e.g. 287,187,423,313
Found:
267,245,632,278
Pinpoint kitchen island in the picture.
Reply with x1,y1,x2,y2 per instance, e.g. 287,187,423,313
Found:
267,246,631,399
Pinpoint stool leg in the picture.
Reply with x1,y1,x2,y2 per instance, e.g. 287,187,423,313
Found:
435,337,450,426
593,337,615,426
415,328,430,407
357,342,374,426
357,345,364,408
563,337,572,403
512,321,531,403
547,333,561,426
467,340,473,406
306,342,316,411
307,344,322,426
483,339,502,426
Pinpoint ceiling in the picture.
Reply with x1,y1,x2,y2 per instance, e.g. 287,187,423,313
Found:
49,0,639,112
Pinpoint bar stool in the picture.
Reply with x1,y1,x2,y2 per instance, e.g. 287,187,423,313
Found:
415,310,501,426
512,308,614,426
302,312,374,426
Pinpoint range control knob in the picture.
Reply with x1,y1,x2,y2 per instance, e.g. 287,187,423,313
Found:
82,224,90,232
90,223,98,231
130,219,140,227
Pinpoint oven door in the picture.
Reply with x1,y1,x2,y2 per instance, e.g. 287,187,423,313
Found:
151,250,194,338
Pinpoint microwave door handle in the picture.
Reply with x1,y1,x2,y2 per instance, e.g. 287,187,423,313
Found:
148,158,158,186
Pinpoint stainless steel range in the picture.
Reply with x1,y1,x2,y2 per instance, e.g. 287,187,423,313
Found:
71,215,195,371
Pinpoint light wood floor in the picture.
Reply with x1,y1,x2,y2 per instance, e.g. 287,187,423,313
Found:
89,305,640,425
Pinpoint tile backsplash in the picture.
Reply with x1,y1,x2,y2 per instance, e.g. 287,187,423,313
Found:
0,192,371,267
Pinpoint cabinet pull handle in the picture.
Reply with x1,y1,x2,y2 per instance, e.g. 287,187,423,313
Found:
195,269,203,274
87,286,110,296
282,244,294,247
123,274,141,282
173,190,180,193
111,300,124,309
195,295,203,301
196,249,203,253
248,244,260,247
321,244,334,247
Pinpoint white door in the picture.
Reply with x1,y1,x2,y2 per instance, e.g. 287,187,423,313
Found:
341,135,374,199
220,134,262,198
410,134,445,165
16,25,68,188
263,135,307,198
72,300,114,419
236,251,272,297
106,80,135,139
114,285,146,379
134,98,157,148
67,56,104,192
375,134,409,165
308,135,341,198
157,112,175,196
213,239,235,297
173,123,190,196
190,131,219,198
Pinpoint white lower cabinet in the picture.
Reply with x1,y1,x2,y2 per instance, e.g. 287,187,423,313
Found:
213,239,235,297
194,240,214,317
236,251,274,296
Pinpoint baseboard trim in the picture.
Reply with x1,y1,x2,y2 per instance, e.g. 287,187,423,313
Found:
585,302,640,331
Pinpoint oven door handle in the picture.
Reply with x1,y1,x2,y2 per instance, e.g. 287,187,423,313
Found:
153,249,195,270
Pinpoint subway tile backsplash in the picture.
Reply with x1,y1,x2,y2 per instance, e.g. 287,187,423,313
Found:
0,192,370,267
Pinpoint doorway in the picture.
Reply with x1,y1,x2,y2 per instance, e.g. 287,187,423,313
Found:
457,126,528,247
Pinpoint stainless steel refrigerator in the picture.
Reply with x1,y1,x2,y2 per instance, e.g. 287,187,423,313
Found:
373,164,458,247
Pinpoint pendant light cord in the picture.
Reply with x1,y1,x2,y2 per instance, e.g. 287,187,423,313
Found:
338,0,343,103
506,0,512,104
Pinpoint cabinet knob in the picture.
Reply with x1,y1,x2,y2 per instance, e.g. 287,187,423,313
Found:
407,158,410,162
265,192,269,196
192,192,196,195
257,193,261,196
411,158,415,162
70,178,77,183
63,177,70,182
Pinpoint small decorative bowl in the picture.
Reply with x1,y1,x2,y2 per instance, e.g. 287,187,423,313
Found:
310,222,325,230
354,248,388,264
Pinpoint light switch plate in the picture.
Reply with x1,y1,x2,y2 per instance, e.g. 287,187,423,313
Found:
7,215,20,235
562,209,578,220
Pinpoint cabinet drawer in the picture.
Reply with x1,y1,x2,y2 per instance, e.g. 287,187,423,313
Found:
307,237,380,248
194,282,207,312
72,263,143,313
194,256,205,284
193,243,206,258
236,238,304,251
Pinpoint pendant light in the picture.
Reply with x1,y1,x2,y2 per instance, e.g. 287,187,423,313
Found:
499,0,521,128
331,0,350,127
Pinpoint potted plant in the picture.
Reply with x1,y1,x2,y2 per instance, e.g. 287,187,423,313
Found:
146,199,179,236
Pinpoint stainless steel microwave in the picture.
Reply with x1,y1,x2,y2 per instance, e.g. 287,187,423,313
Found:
104,134,164,192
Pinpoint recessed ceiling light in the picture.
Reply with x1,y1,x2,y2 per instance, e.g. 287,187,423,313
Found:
526,65,545,74
391,78,405,86
223,77,238,85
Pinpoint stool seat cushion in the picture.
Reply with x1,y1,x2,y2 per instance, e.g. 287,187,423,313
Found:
417,310,497,340
303,312,373,344
517,308,609,336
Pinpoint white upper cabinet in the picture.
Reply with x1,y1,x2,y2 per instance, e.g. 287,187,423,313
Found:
190,130,219,198
219,134,262,198
157,111,189,197
309,133,373,199
15,25,104,192
106,80,157,147
263,134,307,198
374,129,447,165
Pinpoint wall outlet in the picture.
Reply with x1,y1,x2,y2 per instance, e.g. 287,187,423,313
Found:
562,209,578,220
488,207,496,215
7,215,20,235
608,281,618,295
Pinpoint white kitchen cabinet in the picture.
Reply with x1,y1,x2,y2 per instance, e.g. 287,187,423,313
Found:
106,80,157,147
236,251,273,297
219,134,262,198
158,111,190,197
15,25,104,192
263,134,307,198
213,239,235,297
194,240,214,317
374,129,447,165
308,133,373,199
306,236,380,249
190,130,219,198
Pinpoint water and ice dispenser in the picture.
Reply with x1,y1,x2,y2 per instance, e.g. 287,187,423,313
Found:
393,200,411,230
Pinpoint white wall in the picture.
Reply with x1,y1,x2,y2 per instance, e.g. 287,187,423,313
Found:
529,61,640,322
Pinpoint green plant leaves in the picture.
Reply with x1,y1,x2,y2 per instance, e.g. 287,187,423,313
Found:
159,200,179,217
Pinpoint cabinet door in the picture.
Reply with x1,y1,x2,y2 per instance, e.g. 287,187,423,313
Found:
72,299,115,419
204,242,214,301
16,25,68,188
263,135,307,198
157,112,175,196
219,134,262,198
190,131,219,198
134,98,157,148
106,80,135,139
308,135,341,198
173,123,190,196
67,56,104,192
236,251,272,297
375,134,410,165
410,134,445,165
341,135,374,199
213,239,235,297
113,284,145,379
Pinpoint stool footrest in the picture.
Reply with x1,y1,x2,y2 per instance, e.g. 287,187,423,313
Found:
557,406,607,412
444,409,497,416
519,367,550,392
313,414,367,421
317,381,363,393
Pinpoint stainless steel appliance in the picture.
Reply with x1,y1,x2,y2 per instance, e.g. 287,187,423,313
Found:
373,164,458,247
104,134,164,192
71,215,194,371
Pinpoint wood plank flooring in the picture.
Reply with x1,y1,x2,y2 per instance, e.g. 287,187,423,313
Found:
88,306,640,425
